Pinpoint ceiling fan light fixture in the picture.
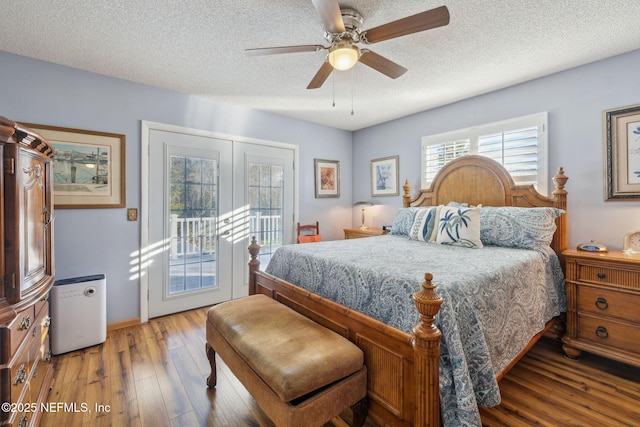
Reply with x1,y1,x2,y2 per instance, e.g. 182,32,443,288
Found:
328,44,360,70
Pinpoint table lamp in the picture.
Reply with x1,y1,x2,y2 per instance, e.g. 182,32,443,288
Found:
353,201,374,229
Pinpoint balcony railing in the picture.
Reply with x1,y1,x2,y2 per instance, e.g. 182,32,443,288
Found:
169,213,281,258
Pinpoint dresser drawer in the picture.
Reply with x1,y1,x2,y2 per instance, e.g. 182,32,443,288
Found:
574,262,640,288
1,337,32,407
35,292,49,318
578,314,640,354
4,406,33,427
577,286,640,323
28,335,50,406
0,306,35,364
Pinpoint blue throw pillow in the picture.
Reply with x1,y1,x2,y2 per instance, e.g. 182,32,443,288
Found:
391,207,423,236
408,206,441,242
480,207,565,250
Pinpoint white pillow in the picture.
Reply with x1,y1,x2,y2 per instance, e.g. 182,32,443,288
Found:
436,206,483,248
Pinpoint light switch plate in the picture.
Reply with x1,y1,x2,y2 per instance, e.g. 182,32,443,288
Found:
127,208,138,221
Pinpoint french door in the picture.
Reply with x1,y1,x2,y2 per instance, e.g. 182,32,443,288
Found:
231,142,295,299
144,125,295,319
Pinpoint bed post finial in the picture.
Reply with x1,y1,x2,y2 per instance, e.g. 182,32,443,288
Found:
552,167,568,198
403,179,412,207
412,273,443,427
551,167,569,257
248,236,261,295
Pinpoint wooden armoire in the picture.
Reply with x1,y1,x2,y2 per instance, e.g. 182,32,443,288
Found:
0,117,55,426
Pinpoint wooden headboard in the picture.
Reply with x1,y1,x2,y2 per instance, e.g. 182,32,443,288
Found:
402,155,568,257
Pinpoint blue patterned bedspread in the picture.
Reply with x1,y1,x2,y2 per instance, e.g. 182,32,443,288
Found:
265,234,565,426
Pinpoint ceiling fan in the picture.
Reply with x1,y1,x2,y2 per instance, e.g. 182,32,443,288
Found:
245,1,450,89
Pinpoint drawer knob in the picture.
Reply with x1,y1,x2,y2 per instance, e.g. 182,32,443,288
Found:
595,297,608,310
13,363,26,385
596,272,606,279
19,314,31,330
595,326,609,339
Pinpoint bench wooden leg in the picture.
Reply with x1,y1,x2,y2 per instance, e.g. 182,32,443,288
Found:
351,397,368,427
206,342,217,388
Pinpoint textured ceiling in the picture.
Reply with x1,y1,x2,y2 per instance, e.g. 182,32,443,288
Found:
2,1,640,131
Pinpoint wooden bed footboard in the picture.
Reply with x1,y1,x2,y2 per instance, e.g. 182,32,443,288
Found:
248,237,443,427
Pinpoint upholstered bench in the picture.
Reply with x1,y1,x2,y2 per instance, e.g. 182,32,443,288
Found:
206,294,368,427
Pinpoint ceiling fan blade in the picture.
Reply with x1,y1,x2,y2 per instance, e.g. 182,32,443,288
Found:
245,45,325,56
311,0,345,34
361,5,450,44
307,61,334,89
359,50,407,79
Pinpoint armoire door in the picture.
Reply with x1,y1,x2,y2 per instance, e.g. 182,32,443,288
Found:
3,144,53,303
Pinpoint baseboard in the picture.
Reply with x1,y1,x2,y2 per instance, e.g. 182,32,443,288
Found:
107,317,141,332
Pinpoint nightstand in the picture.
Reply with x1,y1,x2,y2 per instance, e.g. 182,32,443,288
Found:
561,249,640,368
343,227,388,239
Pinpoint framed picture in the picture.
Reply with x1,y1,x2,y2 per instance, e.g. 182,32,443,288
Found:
604,104,640,200
314,159,340,198
371,155,399,196
25,123,126,208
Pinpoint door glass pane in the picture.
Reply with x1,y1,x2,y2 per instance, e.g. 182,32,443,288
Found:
248,162,283,266
169,155,217,295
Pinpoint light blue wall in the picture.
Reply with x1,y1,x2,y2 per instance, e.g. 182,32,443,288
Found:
353,49,640,249
3,48,640,323
0,51,353,323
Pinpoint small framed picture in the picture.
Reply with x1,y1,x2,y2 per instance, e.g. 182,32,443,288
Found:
371,155,399,196
314,159,340,198
604,103,640,200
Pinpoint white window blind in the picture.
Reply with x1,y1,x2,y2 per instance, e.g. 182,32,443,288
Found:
423,139,470,183
421,112,548,194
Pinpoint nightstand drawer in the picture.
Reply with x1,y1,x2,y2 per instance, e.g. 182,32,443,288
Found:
575,263,640,288
578,314,640,354
343,227,388,239
577,286,640,323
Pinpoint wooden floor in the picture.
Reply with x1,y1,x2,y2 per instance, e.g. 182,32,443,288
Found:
41,307,640,427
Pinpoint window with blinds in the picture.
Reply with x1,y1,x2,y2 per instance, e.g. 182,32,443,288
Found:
421,112,548,194
423,139,471,183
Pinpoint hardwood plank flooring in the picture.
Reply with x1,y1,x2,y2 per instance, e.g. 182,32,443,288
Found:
479,336,640,426
40,307,640,426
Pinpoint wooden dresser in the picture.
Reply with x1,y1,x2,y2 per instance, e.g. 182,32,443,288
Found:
561,248,640,368
343,227,388,239
0,117,55,427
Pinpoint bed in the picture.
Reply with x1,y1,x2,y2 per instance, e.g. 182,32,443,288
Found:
247,155,569,427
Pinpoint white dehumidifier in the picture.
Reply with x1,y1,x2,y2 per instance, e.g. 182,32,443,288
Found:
51,274,107,355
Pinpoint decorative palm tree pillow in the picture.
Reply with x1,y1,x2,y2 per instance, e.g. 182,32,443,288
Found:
436,206,483,248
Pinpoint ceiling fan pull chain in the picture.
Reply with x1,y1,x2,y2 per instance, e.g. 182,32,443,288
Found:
351,68,355,116
332,72,336,107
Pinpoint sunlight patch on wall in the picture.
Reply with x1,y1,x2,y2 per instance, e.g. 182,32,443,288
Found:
129,238,170,280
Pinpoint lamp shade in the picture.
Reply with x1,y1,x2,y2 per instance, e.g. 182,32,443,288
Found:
328,44,360,70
